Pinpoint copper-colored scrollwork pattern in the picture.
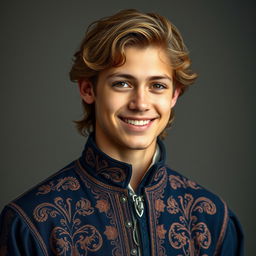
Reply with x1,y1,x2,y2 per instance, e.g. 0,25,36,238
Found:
78,171,126,256
50,224,102,256
37,177,80,195
151,167,168,221
146,167,168,256
169,175,201,190
153,167,167,184
86,183,122,255
167,194,216,255
85,147,126,183
33,197,102,255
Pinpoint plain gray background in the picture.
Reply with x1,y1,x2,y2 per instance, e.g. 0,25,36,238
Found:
1,0,255,254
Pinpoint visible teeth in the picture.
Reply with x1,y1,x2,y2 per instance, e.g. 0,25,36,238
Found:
124,119,150,126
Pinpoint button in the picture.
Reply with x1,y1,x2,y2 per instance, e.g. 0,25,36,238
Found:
131,248,137,255
125,221,132,228
120,195,127,203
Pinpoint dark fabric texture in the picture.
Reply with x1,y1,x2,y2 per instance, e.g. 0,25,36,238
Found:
0,134,244,255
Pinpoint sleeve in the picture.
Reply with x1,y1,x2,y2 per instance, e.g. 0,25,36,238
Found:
219,210,244,256
0,206,45,256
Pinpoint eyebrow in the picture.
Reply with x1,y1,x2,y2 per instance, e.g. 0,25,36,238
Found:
106,72,173,82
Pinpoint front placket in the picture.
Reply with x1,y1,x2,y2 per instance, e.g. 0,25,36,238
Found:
128,187,151,256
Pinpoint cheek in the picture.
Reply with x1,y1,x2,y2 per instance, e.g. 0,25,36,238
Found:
157,96,172,115
96,94,124,116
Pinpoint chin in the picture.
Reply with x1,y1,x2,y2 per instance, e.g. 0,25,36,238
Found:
122,137,155,151
126,145,149,150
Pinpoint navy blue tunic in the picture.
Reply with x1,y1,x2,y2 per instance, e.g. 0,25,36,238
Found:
0,135,244,255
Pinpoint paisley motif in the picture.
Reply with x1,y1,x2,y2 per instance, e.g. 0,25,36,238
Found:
169,175,201,190
33,197,102,255
85,148,108,170
153,167,167,183
85,147,126,183
99,167,126,183
167,194,216,255
37,177,80,195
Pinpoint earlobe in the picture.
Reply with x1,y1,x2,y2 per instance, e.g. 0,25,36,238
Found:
171,88,181,108
78,79,95,104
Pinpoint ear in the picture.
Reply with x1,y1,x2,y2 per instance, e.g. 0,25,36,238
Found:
171,87,181,108
78,79,95,104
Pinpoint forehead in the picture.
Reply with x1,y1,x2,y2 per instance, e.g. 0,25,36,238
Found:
98,46,173,81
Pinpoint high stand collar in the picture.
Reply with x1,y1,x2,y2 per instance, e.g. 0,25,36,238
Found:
78,133,167,192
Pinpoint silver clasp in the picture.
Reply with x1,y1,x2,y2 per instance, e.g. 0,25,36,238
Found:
132,195,144,217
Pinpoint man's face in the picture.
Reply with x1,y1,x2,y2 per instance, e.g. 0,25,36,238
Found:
80,46,179,155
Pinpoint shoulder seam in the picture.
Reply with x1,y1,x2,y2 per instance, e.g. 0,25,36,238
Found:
214,198,229,255
8,203,49,256
13,163,76,202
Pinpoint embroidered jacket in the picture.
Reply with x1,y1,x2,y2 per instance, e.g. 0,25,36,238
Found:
0,134,244,256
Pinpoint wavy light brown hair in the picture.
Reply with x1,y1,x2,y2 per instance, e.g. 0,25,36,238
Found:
70,9,197,138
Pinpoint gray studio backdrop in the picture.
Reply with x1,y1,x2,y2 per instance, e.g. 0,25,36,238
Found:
1,0,255,254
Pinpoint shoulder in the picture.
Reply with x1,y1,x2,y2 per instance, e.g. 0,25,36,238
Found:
0,160,85,254
0,204,47,255
165,167,226,207
5,160,82,218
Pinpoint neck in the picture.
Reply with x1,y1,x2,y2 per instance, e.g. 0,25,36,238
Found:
123,147,156,190
95,136,157,190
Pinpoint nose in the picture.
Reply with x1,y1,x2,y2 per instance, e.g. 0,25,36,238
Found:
128,88,150,112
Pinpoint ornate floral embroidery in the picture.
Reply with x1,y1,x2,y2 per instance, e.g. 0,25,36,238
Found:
145,167,168,256
166,196,179,214
33,197,102,255
155,199,165,212
157,224,167,239
85,147,126,183
36,177,80,195
76,166,133,256
84,183,123,255
169,175,201,190
167,194,216,255
104,226,118,240
95,199,110,213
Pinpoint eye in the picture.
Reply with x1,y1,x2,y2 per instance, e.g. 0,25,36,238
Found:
111,81,130,88
151,83,167,90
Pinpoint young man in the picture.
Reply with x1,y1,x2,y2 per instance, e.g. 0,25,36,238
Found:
0,9,243,256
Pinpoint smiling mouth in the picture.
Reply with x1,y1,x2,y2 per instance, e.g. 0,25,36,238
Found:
119,117,155,126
